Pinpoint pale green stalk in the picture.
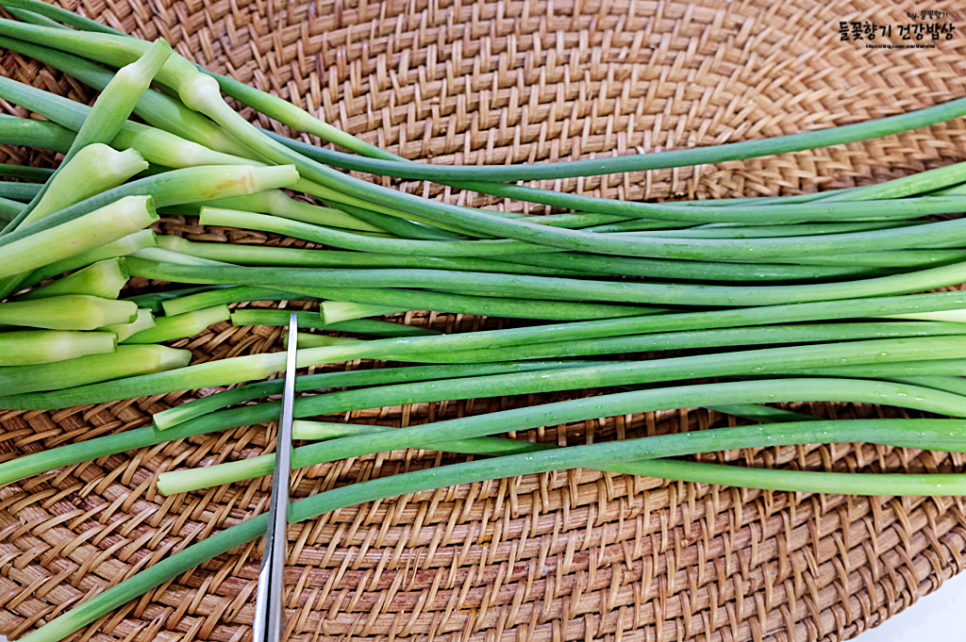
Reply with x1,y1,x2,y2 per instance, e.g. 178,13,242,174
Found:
21,145,147,227
161,286,305,316
0,196,157,280
286,333,361,348
321,301,410,324
0,295,136,330
0,165,299,245
17,258,129,300
889,309,966,323
155,236,586,277
4,331,966,411
123,305,231,344
0,344,190,395
229,309,439,337
0,145,146,296
131,247,231,267
0,330,115,366
203,191,384,233
22,230,156,287
101,308,155,342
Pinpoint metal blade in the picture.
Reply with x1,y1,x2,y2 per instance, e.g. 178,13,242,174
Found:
253,312,298,642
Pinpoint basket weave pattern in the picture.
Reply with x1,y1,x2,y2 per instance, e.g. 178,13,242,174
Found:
3,0,966,641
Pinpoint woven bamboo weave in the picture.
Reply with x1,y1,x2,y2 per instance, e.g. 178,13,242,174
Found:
2,0,966,641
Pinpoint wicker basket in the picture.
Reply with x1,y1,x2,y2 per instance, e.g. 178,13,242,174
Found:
3,0,966,640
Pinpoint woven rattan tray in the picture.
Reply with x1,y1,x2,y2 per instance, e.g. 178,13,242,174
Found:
3,0,966,640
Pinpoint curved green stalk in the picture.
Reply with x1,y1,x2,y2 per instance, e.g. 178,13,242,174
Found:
0,33,257,158
5,37,172,234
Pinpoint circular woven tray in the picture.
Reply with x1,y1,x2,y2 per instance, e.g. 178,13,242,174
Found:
3,1,966,641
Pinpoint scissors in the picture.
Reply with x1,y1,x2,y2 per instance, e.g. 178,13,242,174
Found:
253,312,298,642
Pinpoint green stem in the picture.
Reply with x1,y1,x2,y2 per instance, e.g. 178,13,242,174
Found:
3,329,965,411
263,119,966,179
101,308,155,341
123,305,231,344
16,258,129,301
199,206,549,257
409,321,966,363
129,260,668,320
0,295,135,330
5,38,172,233
159,286,308,316
160,411,966,494
0,165,298,247
0,344,190,395
229,309,439,337
153,361,588,430
25,414,966,642
156,236,589,277
202,191,384,233
0,164,53,182
318,301,409,323
497,251,881,282
0,196,158,281
0,113,73,153
0,330,115,366
0,181,40,201
23,230,156,288
126,256,966,308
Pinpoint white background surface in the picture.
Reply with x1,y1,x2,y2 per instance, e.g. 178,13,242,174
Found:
854,569,966,641
2,571,962,640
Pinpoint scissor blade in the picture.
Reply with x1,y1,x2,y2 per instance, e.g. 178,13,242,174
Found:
254,313,298,642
